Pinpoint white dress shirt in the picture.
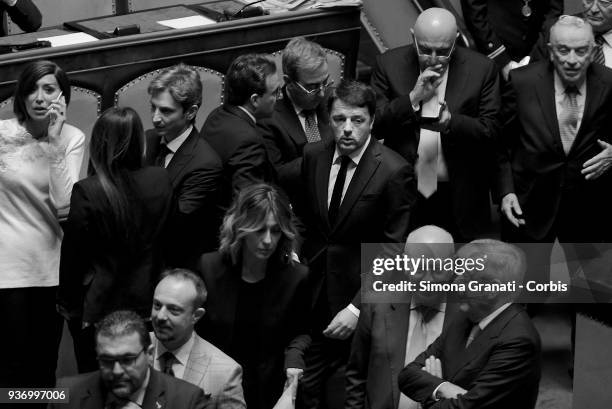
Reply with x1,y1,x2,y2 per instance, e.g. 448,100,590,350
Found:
154,333,195,380
327,136,371,208
601,29,612,68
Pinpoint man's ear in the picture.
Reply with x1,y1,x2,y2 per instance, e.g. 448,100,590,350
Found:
249,93,260,109
185,104,199,122
193,307,206,324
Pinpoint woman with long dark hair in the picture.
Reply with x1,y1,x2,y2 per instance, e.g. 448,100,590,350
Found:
59,107,173,372
197,183,311,409
0,60,85,390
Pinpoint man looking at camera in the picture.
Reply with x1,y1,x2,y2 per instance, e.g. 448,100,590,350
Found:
371,7,501,242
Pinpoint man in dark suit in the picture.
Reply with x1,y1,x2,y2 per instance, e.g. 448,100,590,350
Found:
259,37,333,197
398,240,542,409
371,7,500,242
345,225,456,409
297,80,415,408
145,64,222,268
461,0,562,78
498,16,612,288
0,0,41,36
201,54,279,210
51,310,209,409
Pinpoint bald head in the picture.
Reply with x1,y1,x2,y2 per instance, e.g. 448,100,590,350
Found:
405,225,454,259
413,7,457,44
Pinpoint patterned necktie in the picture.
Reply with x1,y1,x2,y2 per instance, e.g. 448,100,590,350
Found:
594,35,606,66
328,155,351,224
559,86,579,155
303,110,321,143
160,351,176,377
155,143,172,168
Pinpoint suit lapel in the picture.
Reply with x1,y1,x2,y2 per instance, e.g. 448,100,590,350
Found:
279,87,309,148
315,141,335,231
166,127,199,184
445,50,468,113
142,369,166,409
572,68,604,154
81,376,104,409
534,67,564,155
385,303,410,407
332,140,381,232
184,336,212,390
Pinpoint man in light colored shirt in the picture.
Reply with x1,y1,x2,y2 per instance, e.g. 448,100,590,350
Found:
151,269,246,409
345,225,456,409
297,80,415,409
52,310,209,409
398,240,542,409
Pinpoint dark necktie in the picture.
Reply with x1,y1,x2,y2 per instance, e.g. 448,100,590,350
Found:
155,143,172,167
303,110,321,143
160,351,176,377
559,86,579,155
412,304,440,324
328,155,351,224
594,35,606,66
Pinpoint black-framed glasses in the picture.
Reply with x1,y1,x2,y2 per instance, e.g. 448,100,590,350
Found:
294,76,334,95
97,347,145,369
413,34,456,61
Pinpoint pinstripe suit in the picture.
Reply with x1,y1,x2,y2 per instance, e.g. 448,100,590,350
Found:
152,334,246,409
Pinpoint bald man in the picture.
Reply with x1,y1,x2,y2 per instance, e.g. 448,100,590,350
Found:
371,8,500,242
346,226,458,409
398,240,541,409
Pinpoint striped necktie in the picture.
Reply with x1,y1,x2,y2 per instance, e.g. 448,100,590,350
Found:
303,110,321,143
594,35,606,66
559,86,580,155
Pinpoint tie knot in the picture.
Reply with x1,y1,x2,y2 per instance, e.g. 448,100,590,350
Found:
339,155,351,168
565,86,579,97
160,351,177,375
302,109,316,118
412,304,439,323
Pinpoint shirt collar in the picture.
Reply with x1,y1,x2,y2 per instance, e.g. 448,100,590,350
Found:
478,302,512,330
165,125,193,153
237,105,257,124
553,71,586,96
156,332,195,368
602,29,612,46
332,135,371,167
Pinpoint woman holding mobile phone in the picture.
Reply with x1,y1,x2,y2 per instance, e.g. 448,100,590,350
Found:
0,60,85,390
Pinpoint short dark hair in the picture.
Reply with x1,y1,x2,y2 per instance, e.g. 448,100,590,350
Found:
282,37,327,81
159,268,208,309
95,310,151,350
226,54,277,106
327,79,376,118
147,63,203,115
13,60,71,122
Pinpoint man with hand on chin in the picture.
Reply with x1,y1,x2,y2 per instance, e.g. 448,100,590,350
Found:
371,7,500,243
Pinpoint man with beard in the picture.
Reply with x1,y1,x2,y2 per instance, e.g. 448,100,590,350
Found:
259,37,334,198
345,225,457,409
51,310,209,409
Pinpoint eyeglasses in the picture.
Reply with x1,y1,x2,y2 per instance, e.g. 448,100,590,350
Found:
294,76,334,95
583,0,612,9
97,347,145,369
413,35,456,61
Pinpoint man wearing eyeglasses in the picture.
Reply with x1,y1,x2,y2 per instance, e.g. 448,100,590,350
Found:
371,7,500,243
201,54,279,211
51,310,209,409
498,16,612,290
259,37,334,199
532,0,612,67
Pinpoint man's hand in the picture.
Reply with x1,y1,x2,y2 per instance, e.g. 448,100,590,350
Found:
274,374,298,409
421,101,451,133
582,139,612,180
423,356,443,378
410,66,444,105
436,382,468,400
501,61,518,81
501,193,525,227
284,368,303,391
323,306,358,339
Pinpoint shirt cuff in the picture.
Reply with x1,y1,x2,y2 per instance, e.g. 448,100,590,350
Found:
347,304,360,318
432,381,449,401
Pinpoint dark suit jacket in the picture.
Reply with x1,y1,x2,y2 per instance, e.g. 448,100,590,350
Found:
497,62,612,240
398,304,541,409
196,251,311,409
371,45,500,238
258,86,333,194
58,167,173,324
0,0,41,36
461,0,562,67
145,127,223,268
345,302,459,409
201,104,276,209
297,139,415,319
50,369,210,409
